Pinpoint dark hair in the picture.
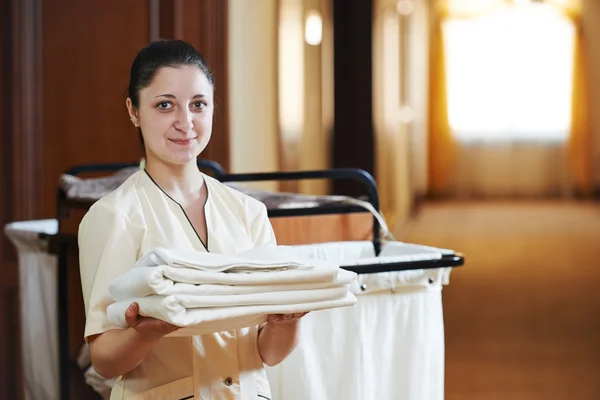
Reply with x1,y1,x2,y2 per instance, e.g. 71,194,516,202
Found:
128,39,214,109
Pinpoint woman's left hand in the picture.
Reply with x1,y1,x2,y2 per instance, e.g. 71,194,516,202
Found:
258,312,309,366
266,312,309,324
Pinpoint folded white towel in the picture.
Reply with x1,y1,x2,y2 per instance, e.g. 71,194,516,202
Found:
138,245,334,273
162,264,340,286
109,267,356,301
115,286,348,309
106,292,357,336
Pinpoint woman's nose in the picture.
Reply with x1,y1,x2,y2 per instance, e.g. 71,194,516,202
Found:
175,110,194,131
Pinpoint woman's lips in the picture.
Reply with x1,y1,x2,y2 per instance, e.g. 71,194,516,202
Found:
169,138,195,146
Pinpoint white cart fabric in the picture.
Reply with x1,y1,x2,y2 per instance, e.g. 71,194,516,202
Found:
4,220,59,400
265,241,451,400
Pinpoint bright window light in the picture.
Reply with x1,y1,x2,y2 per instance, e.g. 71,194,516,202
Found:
443,4,575,142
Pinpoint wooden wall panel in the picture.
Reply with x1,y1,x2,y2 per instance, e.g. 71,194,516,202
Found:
2,1,231,397
1,0,13,393
182,0,230,170
41,2,151,395
2,0,41,397
270,213,374,245
0,0,7,395
41,0,150,218
146,0,230,170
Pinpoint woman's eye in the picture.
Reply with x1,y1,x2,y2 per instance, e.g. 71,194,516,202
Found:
157,101,172,110
192,101,206,109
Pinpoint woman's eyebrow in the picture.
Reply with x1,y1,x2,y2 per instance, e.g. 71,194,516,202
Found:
153,94,208,99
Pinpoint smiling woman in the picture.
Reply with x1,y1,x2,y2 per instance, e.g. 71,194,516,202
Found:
125,40,215,165
78,39,307,399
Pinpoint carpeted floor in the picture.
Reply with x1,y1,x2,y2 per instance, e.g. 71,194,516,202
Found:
399,200,600,400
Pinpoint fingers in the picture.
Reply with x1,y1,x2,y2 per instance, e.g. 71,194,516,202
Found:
267,314,284,322
124,302,139,327
267,312,309,323
284,312,308,320
163,322,181,334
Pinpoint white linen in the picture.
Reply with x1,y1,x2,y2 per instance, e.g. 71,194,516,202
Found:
266,279,446,400
380,240,455,257
162,265,339,285
78,171,286,399
137,245,321,273
76,239,454,399
293,239,453,266
109,266,356,300
291,240,377,263
4,219,59,400
106,292,357,336
264,241,452,400
114,286,347,309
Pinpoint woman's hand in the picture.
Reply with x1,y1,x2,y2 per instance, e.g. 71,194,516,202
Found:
88,303,179,379
266,312,309,325
258,312,309,366
125,302,180,341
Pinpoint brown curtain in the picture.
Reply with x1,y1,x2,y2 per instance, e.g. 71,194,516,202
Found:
567,17,592,195
427,7,456,196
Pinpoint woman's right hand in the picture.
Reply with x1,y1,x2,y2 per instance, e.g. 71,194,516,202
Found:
125,302,180,341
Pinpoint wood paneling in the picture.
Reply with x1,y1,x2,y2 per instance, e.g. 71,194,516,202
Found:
11,0,43,221
2,1,231,397
151,0,230,170
270,213,373,245
41,1,150,219
41,3,151,397
158,0,183,39
38,2,230,223
1,0,42,397
0,0,7,396
183,0,230,170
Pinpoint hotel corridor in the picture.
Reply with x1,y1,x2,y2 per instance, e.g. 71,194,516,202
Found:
400,200,600,400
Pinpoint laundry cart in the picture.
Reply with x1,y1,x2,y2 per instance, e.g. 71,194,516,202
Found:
217,169,464,400
38,163,463,400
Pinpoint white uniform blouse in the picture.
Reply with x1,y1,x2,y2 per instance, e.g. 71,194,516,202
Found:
78,169,276,400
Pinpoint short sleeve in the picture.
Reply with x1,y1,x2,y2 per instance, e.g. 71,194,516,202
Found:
248,202,277,247
78,204,140,340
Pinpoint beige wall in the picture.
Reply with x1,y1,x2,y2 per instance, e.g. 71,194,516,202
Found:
278,0,333,194
228,0,279,190
299,0,333,195
373,0,431,230
229,0,333,193
582,0,600,186
408,0,431,199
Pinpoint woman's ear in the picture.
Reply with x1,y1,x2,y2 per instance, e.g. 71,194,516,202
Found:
126,98,139,127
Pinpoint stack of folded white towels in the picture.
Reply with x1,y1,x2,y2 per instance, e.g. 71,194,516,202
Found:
106,245,357,336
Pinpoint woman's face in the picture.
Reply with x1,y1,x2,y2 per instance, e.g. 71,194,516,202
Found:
128,65,214,166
